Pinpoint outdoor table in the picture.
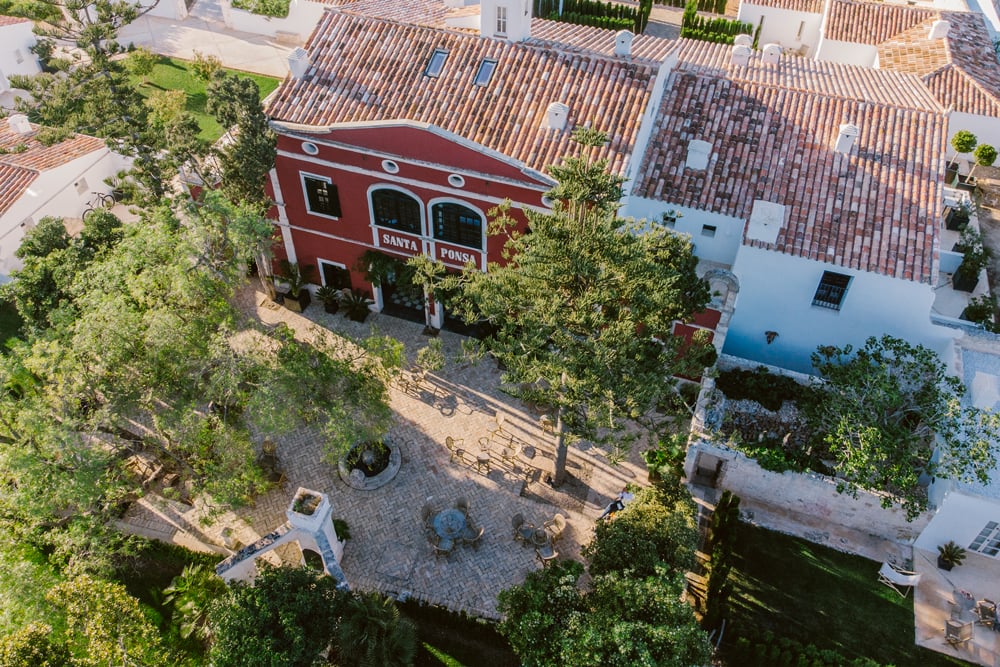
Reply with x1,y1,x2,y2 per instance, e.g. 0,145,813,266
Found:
433,508,467,541
530,528,550,547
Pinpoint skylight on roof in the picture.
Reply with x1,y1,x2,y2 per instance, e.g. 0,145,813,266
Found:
473,59,497,87
425,49,448,78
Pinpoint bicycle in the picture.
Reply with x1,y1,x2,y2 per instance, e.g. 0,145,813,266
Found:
81,191,116,221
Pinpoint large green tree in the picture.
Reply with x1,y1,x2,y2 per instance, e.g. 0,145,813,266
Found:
208,565,349,667
806,335,1000,519
0,192,397,572
498,479,711,667
9,0,210,205
447,129,712,484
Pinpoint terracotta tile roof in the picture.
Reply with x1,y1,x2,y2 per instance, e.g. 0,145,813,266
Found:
877,12,1000,117
741,0,824,14
928,12,1000,117
0,15,31,27
266,10,661,175
876,19,948,76
823,0,937,45
0,122,106,171
336,0,452,26
674,38,942,111
528,19,678,61
634,40,945,283
0,164,38,216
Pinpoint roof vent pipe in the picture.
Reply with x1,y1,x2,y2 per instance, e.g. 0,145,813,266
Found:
614,30,634,57
928,19,951,40
544,102,569,130
7,114,31,135
731,44,752,66
761,43,782,64
734,34,752,47
288,47,311,79
834,123,859,154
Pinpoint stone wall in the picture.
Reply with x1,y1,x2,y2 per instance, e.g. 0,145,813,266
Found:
686,440,931,551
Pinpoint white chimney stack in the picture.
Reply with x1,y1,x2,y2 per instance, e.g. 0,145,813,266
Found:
928,19,951,40
288,47,311,80
834,123,859,154
761,43,782,64
614,30,634,57
734,34,752,48
480,0,532,42
544,102,569,131
7,114,31,135
731,44,752,66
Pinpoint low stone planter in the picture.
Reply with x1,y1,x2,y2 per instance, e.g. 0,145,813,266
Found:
337,437,401,490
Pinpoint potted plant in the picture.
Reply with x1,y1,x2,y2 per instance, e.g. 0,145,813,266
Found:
937,540,967,571
315,285,341,314
341,289,373,323
953,227,989,292
277,260,316,312
961,294,997,331
945,201,971,231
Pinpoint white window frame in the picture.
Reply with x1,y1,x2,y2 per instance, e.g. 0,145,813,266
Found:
496,6,508,35
317,258,352,289
300,171,341,220
428,197,487,252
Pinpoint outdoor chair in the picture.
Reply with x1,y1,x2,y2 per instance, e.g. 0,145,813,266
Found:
535,542,558,566
975,599,997,626
877,562,921,597
539,414,555,435
433,538,454,560
945,619,974,647
455,497,469,516
544,513,567,543
445,436,466,464
421,504,434,528
500,442,520,466
462,525,484,550
512,513,535,543
492,413,514,443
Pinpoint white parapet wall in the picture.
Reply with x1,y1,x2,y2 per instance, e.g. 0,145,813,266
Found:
221,0,327,42
686,439,931,550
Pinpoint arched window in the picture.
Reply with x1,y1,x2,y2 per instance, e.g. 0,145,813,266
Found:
371,189,422,235
431,202,482,249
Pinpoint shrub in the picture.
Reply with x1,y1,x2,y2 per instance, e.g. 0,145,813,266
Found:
231,0,289,18
715,366,805,411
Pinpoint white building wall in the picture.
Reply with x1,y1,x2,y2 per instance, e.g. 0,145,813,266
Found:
814,39,878,67
0,150,124,280
914,491,1000,551
0,21,40,79
223,0,327,41
140,0,189,20
624,197,743,266
736,4,822,56
723,245,955,373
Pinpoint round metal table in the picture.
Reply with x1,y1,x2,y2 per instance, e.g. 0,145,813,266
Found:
433,508,467,540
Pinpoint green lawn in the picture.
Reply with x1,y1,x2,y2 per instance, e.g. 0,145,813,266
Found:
724,523,965,667
131,56,280,142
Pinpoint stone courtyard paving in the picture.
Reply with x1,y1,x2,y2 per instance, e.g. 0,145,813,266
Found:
121,286,652,619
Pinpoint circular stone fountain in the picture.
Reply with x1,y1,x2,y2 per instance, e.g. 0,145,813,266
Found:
337,436,401,490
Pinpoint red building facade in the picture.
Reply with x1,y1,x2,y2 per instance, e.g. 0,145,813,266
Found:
269,123,552,327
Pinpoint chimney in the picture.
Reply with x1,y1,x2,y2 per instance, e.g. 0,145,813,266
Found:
288,47,311,79
544,102,569,130
761,43,782,64
731,44,752,66
928,19,951,40
480,0,532,42
614,30,634,57
834,123,859,154
734,34,752,48
686,140,712,170
7,114,31,135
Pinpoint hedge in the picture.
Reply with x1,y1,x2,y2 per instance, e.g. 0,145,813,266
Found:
535,0,654,33
680,0,752,44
